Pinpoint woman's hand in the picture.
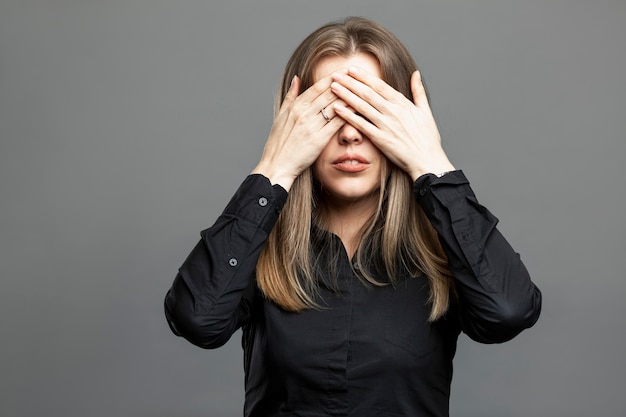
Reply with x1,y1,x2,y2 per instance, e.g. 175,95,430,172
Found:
330,67,455,181
252,74,347,191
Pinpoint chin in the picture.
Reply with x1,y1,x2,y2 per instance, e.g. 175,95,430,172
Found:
322,184,380,203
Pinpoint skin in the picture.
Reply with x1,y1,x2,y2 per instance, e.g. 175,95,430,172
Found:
251,72,347,191
330,60,455,182
252,53,455,256
311,54,386,222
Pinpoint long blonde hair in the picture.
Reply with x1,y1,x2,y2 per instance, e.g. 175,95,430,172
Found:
257,17,453,321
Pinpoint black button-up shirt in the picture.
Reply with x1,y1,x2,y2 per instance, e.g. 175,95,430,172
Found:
164,171,542,417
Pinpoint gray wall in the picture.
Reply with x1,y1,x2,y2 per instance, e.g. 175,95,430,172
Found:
1,1,624,416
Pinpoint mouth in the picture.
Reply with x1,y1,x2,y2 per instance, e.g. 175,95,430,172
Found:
332,154,370,172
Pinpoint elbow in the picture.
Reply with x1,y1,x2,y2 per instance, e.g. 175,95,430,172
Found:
175,319,233,350
493,293,542,343
164,288,235,350
466,287,543,344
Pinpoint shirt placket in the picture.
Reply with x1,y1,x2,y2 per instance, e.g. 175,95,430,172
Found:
323,249,355,416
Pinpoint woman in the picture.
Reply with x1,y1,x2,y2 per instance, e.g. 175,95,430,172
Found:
164,16,542,417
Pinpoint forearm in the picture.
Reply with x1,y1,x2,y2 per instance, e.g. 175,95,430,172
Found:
164,174,288,348
415,170,542,343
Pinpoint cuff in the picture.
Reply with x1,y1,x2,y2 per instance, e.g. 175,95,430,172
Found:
221,174,288,235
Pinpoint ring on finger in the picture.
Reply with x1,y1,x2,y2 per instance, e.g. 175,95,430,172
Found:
320,107,331,123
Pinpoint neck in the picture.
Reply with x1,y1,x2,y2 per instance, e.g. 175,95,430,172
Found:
319,195,378,259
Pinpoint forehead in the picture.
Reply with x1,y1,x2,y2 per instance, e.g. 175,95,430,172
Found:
312,53,382,82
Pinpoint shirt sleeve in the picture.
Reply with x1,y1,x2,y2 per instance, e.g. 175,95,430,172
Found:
414,170,542,343
164,174,288,349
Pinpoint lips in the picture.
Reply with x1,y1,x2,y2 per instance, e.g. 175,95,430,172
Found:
332,154,370,173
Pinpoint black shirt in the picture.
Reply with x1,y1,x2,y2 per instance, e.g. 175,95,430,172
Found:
164,171,542,417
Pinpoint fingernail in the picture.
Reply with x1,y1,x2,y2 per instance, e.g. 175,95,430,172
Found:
348,66,359,74
290,75,296,88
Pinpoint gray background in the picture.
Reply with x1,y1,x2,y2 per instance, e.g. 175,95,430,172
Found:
1,1,624,416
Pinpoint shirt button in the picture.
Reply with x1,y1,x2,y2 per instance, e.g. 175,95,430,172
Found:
419,187,428,196
258,197,268,207
228,258,238,267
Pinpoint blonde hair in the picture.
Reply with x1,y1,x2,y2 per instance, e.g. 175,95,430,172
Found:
257,17,454,321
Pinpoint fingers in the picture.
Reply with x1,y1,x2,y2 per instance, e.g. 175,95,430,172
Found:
275,71,354,142
410,70,429,109
332,102,377,137
272,74,340,143
282,75,300,107
274,73,348,144
329,67,402,127
331,74,386,114
336,66,405,105
321,109,347,134
317,97,348,121
297,73,336,106
278,73,330,115
330,80,383,129
277,73,339,124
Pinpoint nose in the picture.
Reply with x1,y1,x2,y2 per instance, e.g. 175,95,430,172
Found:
338,123,363,145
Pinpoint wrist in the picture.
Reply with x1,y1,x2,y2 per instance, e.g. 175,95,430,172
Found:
410,162,456,182
251,163,296,191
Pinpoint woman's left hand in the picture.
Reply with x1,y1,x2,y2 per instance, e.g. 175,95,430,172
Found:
330,67,455,181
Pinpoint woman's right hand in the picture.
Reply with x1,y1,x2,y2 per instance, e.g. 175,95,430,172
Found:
252,74,346,191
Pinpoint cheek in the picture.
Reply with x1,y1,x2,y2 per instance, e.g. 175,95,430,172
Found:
311,151,327,180
366,141,384,161
314,140,334,165
311,159,322,180
311,143,339,187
